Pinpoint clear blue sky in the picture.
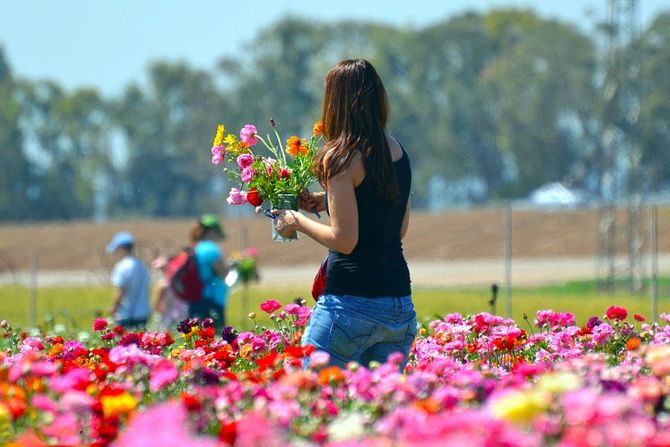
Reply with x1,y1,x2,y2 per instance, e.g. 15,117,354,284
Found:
1,0,668,96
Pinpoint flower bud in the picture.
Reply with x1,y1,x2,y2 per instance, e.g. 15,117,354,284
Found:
248,312,256,320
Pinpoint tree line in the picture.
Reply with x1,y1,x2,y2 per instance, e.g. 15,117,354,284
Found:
1,8,669,221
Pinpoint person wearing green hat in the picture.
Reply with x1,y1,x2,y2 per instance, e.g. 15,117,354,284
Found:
188,215,229,327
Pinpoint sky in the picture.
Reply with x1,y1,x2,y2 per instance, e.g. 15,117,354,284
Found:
1,0,668,97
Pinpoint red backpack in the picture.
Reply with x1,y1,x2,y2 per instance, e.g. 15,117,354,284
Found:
165,249,203,303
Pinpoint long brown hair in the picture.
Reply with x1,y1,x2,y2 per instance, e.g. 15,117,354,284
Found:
313,59,398,201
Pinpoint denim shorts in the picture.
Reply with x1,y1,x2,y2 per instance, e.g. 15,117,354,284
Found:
302,294,417,369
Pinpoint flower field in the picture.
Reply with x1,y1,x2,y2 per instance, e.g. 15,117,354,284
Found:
2,301,670,446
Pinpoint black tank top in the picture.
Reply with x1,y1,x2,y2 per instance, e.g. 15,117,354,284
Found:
323,146,411,297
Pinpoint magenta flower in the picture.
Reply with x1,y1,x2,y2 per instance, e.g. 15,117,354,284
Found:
260,299,282,314
226,187,247,205
237,153,254,169
241,166,255,183
93,317,108,331
211,145,225,165
240,124,258,146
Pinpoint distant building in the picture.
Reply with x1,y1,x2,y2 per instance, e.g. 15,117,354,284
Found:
529,182,585,207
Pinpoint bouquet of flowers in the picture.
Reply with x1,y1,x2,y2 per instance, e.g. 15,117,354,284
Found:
211,119,323,210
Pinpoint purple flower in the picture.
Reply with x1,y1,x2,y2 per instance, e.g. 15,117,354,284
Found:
586,316,603,329
221,326,237,344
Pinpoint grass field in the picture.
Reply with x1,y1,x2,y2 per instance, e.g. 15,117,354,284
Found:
2,278,669,334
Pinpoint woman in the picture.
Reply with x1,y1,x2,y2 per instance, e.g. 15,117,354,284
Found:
189,214,229,329
273,59,415,369
151,255,188,331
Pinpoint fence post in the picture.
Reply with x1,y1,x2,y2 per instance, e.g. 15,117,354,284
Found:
29,256,38,328
651,205,659,323
504,204,512,319
240,227,249,330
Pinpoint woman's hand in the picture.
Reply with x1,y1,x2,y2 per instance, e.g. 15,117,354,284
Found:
272,209,301,238
300,191,326,213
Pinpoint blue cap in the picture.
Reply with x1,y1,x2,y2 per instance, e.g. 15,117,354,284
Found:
106,231,134,253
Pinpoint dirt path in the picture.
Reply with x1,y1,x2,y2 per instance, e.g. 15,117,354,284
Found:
3,255,669,288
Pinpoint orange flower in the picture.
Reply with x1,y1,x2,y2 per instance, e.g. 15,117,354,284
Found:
318,366,345,385
626,337,641,351
286,136,300,156
286,136,309,157
412,398,440,414
313,121,323,136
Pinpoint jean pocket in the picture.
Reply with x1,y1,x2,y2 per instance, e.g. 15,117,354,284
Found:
328,312,376,359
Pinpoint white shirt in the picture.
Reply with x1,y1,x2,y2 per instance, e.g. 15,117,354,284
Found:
111,256,151,321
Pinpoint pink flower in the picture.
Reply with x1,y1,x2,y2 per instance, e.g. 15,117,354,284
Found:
309,351,330,368
115,401,218,447
237,153,254,169
260,299,282,314
284,303,300,315
60,390,95,413
240,124,258,146
226,187,247,205
93,317,108,331
241,166,255,183
211,145,225,165
150,360,179,392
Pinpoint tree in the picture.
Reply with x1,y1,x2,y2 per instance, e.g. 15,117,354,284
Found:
0,47,34,221
113,62,225,216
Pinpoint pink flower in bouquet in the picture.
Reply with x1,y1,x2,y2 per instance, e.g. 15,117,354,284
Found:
240,124,258,146
241,166,255,183
260,299,282,314
606,305,628,321
226,187,247,205
237,153,254,169
211,145,225,165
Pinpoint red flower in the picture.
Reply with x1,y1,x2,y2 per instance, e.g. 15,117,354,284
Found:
260,299,282,314
247,187,263,207
606,305,628,321
634,314,646,322
93,318,108,332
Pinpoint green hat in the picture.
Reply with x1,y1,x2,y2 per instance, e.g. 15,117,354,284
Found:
200,214,224,237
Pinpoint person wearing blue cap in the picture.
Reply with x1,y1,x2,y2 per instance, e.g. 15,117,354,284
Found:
106,231,151,329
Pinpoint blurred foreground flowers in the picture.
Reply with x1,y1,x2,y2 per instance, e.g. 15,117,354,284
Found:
2,305,670,445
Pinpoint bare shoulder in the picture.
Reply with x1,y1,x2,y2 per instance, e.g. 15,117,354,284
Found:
386,134,404,162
